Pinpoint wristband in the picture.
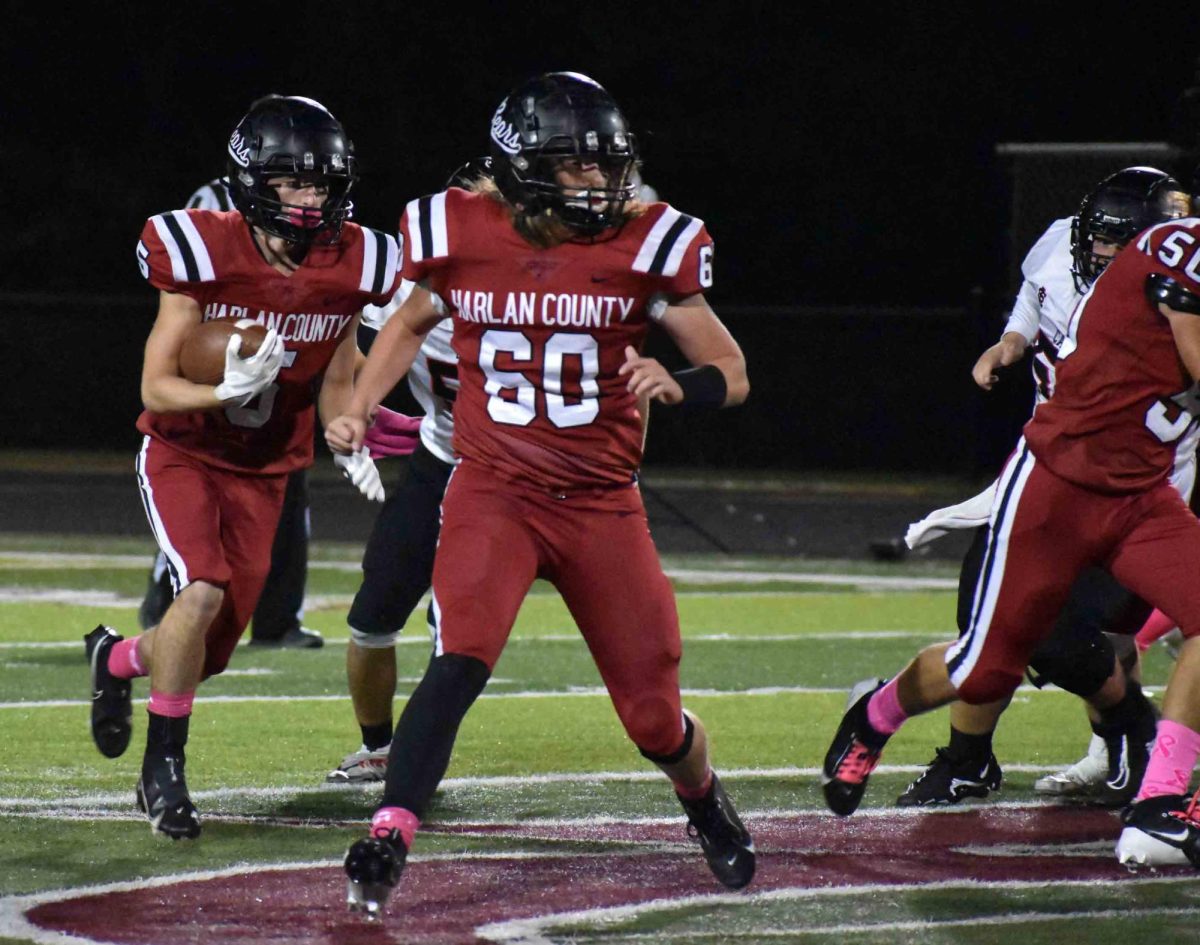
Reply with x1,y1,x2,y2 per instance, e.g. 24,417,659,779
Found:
671,364,727,407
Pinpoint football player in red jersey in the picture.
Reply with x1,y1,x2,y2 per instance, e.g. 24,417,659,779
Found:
327,72,753,915
84,95,401,839
820,186,1200,867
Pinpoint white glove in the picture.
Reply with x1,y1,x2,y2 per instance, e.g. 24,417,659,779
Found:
214,328,284,405
334,447,385,503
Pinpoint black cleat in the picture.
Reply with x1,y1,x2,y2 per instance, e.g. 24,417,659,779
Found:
1117,792,1200,869
822,678,889,817
897,748,1002,807
345,831,408,919
138,568,173,630
677,773,756,889
84,625,132,759
136,754,201,839
248,625,325,649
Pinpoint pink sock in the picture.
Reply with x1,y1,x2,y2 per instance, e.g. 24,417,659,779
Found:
372,806,420,849
1137,719,1200,800
866,678,908,736
674,767,714,801
1135,608,1177,652
107,637,146,679
147,690,194,718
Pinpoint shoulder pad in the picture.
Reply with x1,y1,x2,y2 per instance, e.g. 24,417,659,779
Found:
1146,273,1200,315
403,191,451,263
149,210,217,283
358,227,401,295
632,205,705,277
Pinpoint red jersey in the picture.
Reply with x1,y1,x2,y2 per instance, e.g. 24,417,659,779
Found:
135,210,401,474
1024,218,1200,493
400,189,714,489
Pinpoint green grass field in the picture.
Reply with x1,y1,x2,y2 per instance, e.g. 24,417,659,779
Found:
0,532,1195,944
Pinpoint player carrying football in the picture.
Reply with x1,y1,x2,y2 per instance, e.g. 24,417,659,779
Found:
326,72,754,916
84,95,400,839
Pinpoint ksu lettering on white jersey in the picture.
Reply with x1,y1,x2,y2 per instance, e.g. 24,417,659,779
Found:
360,280,456,464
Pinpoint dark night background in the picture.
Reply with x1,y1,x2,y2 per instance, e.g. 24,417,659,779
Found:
5,5,1200,473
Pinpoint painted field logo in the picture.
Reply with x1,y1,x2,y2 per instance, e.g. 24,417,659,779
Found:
16,808,1188,945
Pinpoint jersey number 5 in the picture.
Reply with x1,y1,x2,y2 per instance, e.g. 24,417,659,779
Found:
480,330,599,429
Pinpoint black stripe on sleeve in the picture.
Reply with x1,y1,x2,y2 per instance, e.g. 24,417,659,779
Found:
648,214,693,275
160,213,200,283
369,229,388,294
215,184,232,211
418,196,434,261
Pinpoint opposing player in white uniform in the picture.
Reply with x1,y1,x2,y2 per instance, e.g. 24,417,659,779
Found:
897,168,1193,807
325,161,490,782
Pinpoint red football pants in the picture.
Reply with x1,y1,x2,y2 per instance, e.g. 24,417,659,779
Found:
430,463,685,757
948,440,1200,704
135,436,287,678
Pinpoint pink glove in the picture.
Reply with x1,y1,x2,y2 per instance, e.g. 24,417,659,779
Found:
364,406,421,458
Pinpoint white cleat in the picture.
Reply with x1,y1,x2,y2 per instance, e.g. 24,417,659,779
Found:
1116,793,1199,870
326,745,389,783
1034,734,1107,796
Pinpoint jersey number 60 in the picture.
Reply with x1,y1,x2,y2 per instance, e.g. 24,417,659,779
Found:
480,329,599,429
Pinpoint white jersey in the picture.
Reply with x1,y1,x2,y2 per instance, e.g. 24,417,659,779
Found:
186,178,234,212
360,280,457,464
909,217,1198,548
1002,217,1080,404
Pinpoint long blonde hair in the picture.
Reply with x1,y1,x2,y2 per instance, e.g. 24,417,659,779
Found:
466,176,645,249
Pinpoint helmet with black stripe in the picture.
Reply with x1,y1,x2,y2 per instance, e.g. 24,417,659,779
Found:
488,72,638,236
1070,166,1190,290
226,94,357,244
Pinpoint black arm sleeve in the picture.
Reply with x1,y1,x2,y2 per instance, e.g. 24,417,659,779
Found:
1146,273,1200,315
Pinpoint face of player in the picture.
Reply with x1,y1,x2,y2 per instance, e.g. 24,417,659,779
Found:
553,158,613,213
268,175,330,230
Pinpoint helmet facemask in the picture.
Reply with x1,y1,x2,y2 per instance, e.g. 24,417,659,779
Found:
226,95,358,246
1070,167,1190,291
489,73,640,240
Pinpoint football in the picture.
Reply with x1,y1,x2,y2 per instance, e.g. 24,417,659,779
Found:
179,319,268,385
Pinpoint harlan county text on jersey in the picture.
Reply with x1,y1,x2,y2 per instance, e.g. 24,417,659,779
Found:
449,289,637,328
202,303,355,343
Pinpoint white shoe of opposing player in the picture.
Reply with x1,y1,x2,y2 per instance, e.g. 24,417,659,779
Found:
326,745,389,784
1033,734,1108,796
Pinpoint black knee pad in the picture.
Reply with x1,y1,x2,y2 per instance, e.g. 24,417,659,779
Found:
1028,620,1115,698
638,713,694,766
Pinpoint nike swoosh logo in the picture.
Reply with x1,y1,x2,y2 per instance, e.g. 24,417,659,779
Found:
92,691,103,701
1153,827,1191,844
949,778,984,793
590,275,612,283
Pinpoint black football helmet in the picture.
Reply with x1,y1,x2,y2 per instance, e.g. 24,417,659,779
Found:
1070,166,1190,290
488,72,638,236
226,94,357,244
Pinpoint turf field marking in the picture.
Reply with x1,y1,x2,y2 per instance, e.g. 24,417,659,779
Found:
0,630,949,650
0,551,957,590
0,778,1079,815
475,878,1200,944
